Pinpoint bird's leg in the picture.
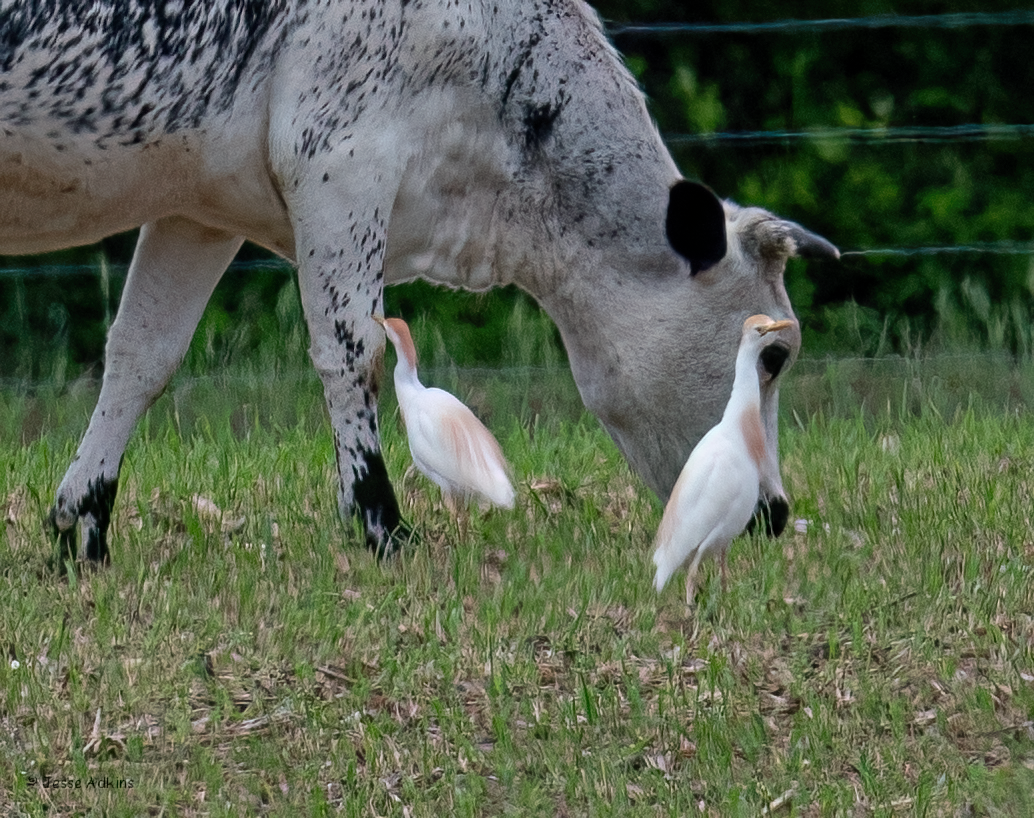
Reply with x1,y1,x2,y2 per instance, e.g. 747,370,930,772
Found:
720,549,729,593
443,492,469,543
457,506,470,544
684,567,698,605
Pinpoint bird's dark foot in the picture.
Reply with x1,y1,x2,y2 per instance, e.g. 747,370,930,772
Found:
747,495,789,538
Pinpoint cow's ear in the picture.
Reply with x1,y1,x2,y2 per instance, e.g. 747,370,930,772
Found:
665,180,727,275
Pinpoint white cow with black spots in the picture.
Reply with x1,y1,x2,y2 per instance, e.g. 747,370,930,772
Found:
0,0,838,564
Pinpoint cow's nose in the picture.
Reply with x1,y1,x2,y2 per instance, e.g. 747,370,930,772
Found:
759,343,791,378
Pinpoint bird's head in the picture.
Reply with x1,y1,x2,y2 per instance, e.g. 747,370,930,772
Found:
741,314,797,385
373,315,419,371
742,314,795,337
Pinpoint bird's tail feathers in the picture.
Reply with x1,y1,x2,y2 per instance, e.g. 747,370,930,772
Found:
653,540,709,593
484,475,516,509
653,542,688,592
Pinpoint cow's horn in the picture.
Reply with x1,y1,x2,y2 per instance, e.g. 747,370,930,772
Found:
787,223,840,261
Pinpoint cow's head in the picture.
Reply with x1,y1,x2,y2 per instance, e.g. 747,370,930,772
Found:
536,180,838,534
385,3,839,536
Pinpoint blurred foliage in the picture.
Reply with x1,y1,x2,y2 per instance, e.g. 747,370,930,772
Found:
4,0,1034,380
600,0,1034,354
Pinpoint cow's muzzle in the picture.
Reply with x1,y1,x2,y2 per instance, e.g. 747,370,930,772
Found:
760,343,791,379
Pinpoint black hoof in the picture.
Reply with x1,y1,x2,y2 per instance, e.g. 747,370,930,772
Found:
84,523,110,565
368,520,420,560
47,507,77,574
47,502,111,573
351,447,415,560
746,496,789,538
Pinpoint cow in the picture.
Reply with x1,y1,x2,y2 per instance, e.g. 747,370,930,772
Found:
0,0,838,565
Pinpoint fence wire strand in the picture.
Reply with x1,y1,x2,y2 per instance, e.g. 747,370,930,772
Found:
666,123,1034,146
0,258,293,279
5,238,1034,282
2,352,1028,396
606,10,1034,37
842,242,1034,258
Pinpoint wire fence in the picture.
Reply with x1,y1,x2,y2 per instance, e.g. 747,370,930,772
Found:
6,352,1034,429
664,123,1034,146
1,353,1021,387
605,10,1034,37
0,258,289,280
4,237,1034,282
0,9,1030,281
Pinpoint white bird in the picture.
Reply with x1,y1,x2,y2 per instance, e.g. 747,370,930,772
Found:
375,316,516,515
652,314,795,601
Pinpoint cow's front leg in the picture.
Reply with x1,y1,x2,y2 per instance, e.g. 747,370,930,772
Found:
51,218,242,566
291,189,407,558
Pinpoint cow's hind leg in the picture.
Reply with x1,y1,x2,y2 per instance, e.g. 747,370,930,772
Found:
51,217,242,566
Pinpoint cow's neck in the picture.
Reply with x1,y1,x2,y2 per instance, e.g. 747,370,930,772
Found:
382,87,512,292
383,0,678,296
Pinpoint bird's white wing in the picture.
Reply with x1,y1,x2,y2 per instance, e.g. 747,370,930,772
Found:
652,431,759,591
407,388,515,508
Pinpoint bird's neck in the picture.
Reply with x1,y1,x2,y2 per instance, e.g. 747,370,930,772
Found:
722,342,763,423
723,341,766,467
393,358,423,392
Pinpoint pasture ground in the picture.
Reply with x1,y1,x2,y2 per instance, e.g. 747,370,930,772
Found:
1,339,1033,816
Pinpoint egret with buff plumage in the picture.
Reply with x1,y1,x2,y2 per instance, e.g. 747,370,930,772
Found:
653,315,795,602
375,316,516,524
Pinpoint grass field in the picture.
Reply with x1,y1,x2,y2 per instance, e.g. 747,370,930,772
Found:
2,324,1034,815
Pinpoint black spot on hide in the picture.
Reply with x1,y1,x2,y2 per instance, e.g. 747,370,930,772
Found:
500,31,541,110
665,180,727,275
523,100,562,149
0,7,29,71
334,319,352,345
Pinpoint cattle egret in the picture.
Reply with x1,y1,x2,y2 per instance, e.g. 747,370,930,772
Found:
652,314,795,601
374,316,516,516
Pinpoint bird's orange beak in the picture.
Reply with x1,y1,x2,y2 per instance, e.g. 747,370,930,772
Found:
757,319,794,336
